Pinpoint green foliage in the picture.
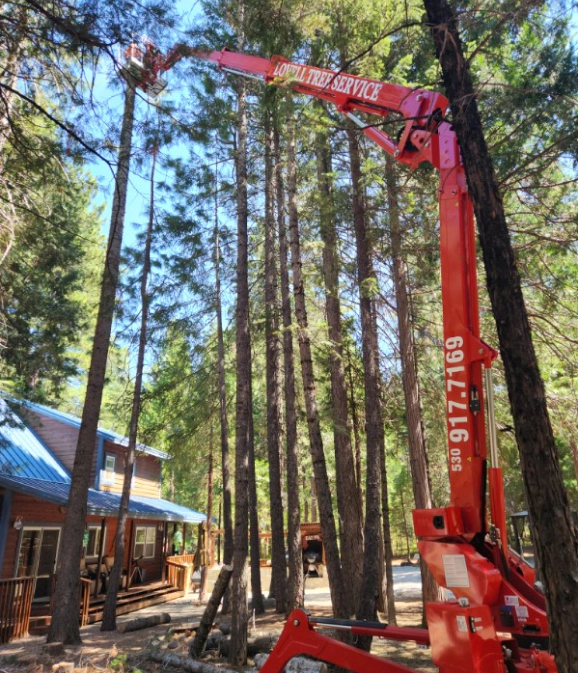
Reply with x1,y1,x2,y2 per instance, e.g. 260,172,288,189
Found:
2,0,577,548
0,134,103,402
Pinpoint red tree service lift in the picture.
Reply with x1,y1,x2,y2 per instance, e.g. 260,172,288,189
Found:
124,42,558,673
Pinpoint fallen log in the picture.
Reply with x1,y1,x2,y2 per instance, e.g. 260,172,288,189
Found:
254,653,328,673
148,649,236,673
219,630,282,658
190,564,233,658
117,613,171,633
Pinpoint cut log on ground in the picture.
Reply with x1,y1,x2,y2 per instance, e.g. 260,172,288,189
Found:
117,613,171,633
149,649,236,673
219,630,282,658
190,564,233,658
254,653,328,673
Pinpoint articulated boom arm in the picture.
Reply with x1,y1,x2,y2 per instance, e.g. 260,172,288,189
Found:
129,42,556,673
164,46,498,537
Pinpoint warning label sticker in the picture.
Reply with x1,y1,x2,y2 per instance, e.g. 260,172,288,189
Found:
442,554,470,588
515,605,529,621
504,595,519,606
456,615,468,633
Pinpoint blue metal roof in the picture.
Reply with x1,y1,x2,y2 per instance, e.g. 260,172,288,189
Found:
131,495,207,524
0,400,70,483
17,398,169,460
0,474,205,522
0,398,205,523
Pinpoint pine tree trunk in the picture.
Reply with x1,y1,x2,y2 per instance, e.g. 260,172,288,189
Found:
230,72,250,666
346,355,364,508
286,116,347,619
379,435,397,625
47,77,136,646
274,122,304,612
214,169,233,615
214,177,233,566
199,443,214,603
263,112,287,613
190,565,233,658
384,158,441,617
346,124,384,636
248,403,264,614
315,132,364,616
101,140,157,632
423,2,578,670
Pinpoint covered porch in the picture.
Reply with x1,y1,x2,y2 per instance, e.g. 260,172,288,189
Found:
1,552,197,641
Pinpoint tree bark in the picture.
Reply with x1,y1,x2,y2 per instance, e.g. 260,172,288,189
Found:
213,161,233,570
274,121,304,612
248,400,264,614
213,167,233,615
286,115,347,618
190,565,233,658
101,137,157,632
423,2,578,670
384,158,441,618
263,111,287,613
47,77,136,645
230,67,250,665
315,131,364,616
149,650,234,673
379,440,397,626
118,613,170,633
199,441,214,603
346,123,385,638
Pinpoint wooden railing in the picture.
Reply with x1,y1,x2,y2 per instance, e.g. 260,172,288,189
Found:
0,577,34,644
165,555,194,594
166,553,196,566
79,577,91,627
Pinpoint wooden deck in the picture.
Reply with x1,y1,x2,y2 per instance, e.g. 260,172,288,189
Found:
3,556,194,640
27,581,185,635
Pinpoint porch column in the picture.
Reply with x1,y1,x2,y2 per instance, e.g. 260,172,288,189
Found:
161,521,168,582
94,517,106,597
0,491,12,570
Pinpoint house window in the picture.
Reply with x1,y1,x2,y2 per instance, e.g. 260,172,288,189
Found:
134,526,156,559
84,526,106,558
16,527,61,600
101,453,116,485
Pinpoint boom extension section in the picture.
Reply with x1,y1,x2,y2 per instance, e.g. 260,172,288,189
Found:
126,41,557,673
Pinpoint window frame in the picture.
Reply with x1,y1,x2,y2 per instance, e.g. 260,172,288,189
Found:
84,525,106,559
101,453,116,486
134,525,156,559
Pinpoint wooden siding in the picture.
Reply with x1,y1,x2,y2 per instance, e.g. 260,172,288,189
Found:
23,410,98,484
22,413,162,497
2,493,63,580
2,495,165,585
133,455,162,498
100,442,161,498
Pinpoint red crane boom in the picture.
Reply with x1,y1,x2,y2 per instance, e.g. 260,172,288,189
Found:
126,41,557,673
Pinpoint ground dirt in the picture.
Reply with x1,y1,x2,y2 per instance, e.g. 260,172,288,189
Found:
0,566,435,673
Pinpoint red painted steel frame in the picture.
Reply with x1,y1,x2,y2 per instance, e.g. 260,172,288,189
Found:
259,610,427,673
165,45,496,531
133,43,557,673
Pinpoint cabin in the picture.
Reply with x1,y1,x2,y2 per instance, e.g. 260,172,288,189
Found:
0,397,206,640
